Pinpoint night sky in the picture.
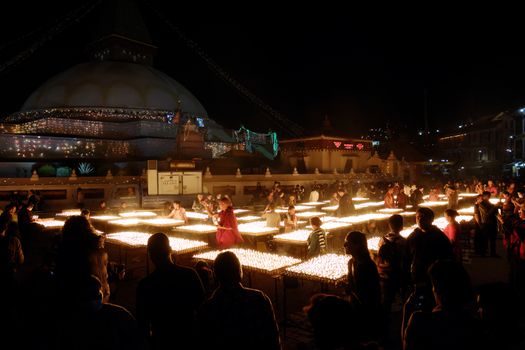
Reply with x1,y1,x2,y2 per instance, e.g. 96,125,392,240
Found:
1,2,524,137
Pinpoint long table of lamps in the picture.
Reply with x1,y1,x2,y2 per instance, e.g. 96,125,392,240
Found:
35,219,65,229
275,205,311,214
193,248,301,275
105,231,208,255
295,211,326,220
337,213,390,224
185,211,211,221
284,254,349,284
236,215,263,223
237,221,280,237
174,224,219,239
118,211,157,218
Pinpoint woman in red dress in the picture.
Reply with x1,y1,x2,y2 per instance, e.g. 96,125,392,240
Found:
443,209,462,261
215,197,243,249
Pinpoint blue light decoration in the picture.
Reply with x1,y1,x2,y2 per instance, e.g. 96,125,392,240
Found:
196,117,205,128
233,126,279,160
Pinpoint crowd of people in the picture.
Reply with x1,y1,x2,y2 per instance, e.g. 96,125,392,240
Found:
0,178,524,349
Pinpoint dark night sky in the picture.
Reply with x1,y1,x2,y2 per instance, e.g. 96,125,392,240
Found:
1,2,525,137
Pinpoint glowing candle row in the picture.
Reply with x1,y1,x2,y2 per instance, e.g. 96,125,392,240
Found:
296,211,326,219
119,211,157,218
377,208,404,214
176,224,218,233
35,219,65,228
238,221,280,235
355,201,385,210
285,254,349,282
274,229,311,243
236,215,262,223
194,248,301,274
105,231,208,253
337,213,390,224
419,201,449,208
367,236,382,251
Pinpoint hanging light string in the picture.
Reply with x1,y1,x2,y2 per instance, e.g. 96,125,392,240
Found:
0,0,101,76
144,0,304,137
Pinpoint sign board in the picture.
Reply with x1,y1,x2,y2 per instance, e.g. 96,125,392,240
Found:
157,171,202,195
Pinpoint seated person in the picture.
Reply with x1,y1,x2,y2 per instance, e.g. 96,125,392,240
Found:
167,201,188,224
262,204,281,228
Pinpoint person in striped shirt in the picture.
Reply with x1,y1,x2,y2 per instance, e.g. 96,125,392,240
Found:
307,217,327,258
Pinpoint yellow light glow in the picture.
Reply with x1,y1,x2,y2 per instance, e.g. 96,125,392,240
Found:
238,221,280,235
141,218,185,226
400,211,416,216
275,205,311,213
400,225,417,238
355,201,385,210
286,254,349,282
237,215,262,223
352,197,370,202
118,211,157,218
90,215,120,221
186,212,210,220
321,205,338,212
35,219,64,228
56,209,81,217
377,208,404,214
459,193,479,197
434,215,473,230
458,207,474,215
176,224,218,233
367,236,381,251
234,209,250,214
301,202,326,206
109,218,142,226
337,213,390,224
419,201,448,207
274,229,311,243
194,248,301,273
105,231,207,253
296,211,326,219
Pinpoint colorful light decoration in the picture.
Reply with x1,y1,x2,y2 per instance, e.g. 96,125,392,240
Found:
118,211,157,218
105,231,207,254
285,254,349,283
194,248,301,274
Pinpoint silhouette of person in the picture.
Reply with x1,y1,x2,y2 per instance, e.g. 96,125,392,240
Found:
198,251,282,349
136,233,204,349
